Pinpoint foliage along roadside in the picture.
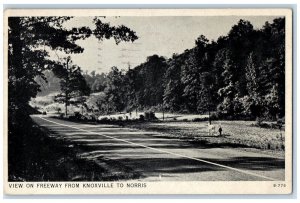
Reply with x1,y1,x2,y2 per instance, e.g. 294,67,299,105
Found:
78,18,285,122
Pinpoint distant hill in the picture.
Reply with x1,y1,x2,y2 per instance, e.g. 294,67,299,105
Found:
36,70,61,96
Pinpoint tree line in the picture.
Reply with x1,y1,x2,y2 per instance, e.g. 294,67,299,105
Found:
84,18,285,121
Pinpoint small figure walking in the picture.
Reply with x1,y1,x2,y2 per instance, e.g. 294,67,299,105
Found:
218,125,222,137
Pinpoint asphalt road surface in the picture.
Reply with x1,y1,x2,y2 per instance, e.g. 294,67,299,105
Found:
31,115,285,181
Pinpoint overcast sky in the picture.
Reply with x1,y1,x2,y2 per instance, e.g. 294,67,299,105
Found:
55,16,279,74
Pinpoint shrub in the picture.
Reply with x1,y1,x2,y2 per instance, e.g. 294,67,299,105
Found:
145,111,156,120
139,115,145,121
81,115,88,121
255,117,263,126
267,143,271,150
210,112,219,120
277,118,284,129
68,115,76,120
89,115,97,121
258,122,271,128
100,117,108,121
192,117,207,122
56,107,61,114
73,112,82,120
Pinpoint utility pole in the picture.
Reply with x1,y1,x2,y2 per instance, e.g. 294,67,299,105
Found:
208,84,212,125
162,102,165,121
65,57,70,117
135,95,138,117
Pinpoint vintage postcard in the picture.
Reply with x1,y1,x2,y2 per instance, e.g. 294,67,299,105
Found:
3,8,293,195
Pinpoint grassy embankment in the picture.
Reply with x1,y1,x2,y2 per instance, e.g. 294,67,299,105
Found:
124,120,285,157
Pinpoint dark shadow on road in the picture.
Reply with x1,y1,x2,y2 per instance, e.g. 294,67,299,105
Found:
204,157,285,171
104,156,284,175
112,157,222,174
92,155,285,181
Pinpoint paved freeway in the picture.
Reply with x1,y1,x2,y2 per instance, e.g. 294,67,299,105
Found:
31,115,285,181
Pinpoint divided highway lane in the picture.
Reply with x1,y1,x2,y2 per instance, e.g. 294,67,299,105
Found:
31,115,285,181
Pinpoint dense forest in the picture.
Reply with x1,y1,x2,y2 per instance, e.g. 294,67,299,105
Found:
82,18,285,121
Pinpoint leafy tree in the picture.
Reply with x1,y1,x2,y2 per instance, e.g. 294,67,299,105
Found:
86,92,107,114
133,55,167,108
181,35,209,113
226,19,255,96
124,67,139,113
35,70,61,96
8,16,138,116
9,17,67,119
163,53,187,112
181,53,201,112
216,49,239,116
264,85,280,119
8,16,82,178
8,16,138,178
104,67,127,113
52,57,90,116
262,18,285,117
198,72,215,123
244,52,264,119
245,53,260,96
91,78,105,92
90,70,96,77
83,72,108,92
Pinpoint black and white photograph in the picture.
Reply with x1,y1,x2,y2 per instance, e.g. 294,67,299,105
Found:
4,9,293,194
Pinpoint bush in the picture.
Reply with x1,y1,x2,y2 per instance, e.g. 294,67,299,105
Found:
277,118,284,128
56,107,61,114
209,113,217,120
192,117,207,122
100,117,108,121
258,122,270,128
81,115,89,121
68,112,83,121
139,115,145,121
145,111,156,120
255,117,264,126
74,112,82,120
88,115,97,121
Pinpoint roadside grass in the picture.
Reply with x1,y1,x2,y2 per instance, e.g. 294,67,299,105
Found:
8,116,141,181
123,120,285,157
52,113,285,157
